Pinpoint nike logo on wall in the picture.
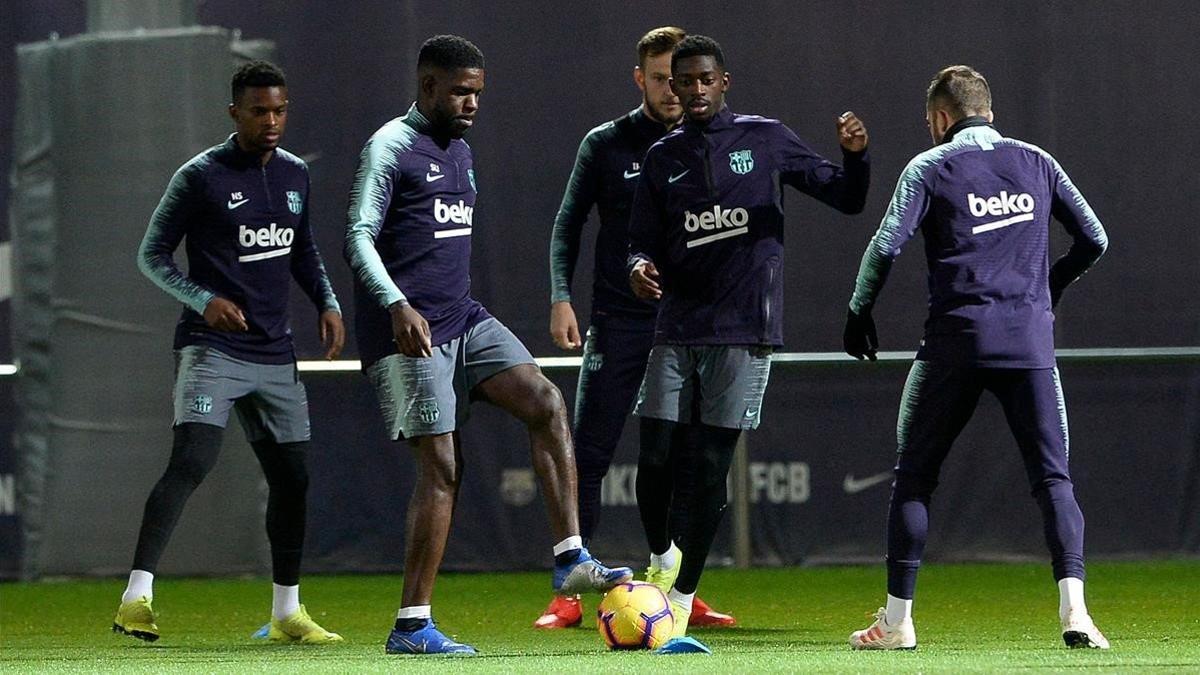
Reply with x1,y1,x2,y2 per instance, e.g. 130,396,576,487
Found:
624,170,641,180
227,199,250,209
842,471,893,494
668,170,690,183
426,173,446,182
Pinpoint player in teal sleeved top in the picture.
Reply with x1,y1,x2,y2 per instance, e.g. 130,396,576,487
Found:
114,61,344,646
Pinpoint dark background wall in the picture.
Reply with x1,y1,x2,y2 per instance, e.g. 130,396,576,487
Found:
4,1,1198,366
1,1,1197,577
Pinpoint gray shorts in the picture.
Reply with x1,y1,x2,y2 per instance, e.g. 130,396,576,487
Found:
634,344,773,430
173,345,310,443
366,317,536,440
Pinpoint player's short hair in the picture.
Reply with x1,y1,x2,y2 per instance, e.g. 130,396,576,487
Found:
636,26,686,67
417,34,485,72
231,60,286,103
927,65,992,117
672,34,725,71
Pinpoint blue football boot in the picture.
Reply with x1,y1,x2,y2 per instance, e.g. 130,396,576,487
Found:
553,547,633,595
384,619,477,655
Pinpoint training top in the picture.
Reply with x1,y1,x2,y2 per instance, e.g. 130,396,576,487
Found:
628,106,870,347
848,119,1108,368
549,106,671,321
345,104,489,368
138,134,340,365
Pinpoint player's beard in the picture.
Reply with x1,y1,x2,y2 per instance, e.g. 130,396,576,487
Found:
644,96,683,128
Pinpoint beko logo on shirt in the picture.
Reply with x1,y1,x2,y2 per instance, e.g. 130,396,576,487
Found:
966,191,1036,234
434,198,473,226
237,223,293,262
682,205,750,248
683,205,749,232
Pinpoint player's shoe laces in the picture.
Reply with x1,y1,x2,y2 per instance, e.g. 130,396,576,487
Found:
1061,610,1110,649
849,608,917,650
645,542,682,595
112,596,160,642
669,599,692,639
533,595,582,629
253,605,343,644
385,619,477,655
553,547,633,595
689,596,736,627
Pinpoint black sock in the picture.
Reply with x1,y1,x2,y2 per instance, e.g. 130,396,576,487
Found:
131,423,223,572
674,424,740,594
394,617,430,632
636,418,682,554
251,439,310,587
554,548,582,566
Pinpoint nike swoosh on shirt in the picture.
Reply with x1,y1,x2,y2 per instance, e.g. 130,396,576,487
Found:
426,173,446,182
227,199,250,209
623,170,640,179
668,170,690,183
842,471,893,494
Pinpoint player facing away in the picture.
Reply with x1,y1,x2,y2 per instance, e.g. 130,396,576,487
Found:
344,35,632,656
628,35,870,642
844,66,1109,650
539,26,735,630
113,61,346,644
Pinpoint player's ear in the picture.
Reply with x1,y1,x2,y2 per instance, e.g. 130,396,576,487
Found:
634,66,646,92
723,71,731,92
985,109,995,123
227,102,237,121
419,72,438,99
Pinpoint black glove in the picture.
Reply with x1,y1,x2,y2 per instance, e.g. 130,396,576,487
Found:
844,308,878,361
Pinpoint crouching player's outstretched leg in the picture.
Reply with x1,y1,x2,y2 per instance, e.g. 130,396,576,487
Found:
475,363,634,595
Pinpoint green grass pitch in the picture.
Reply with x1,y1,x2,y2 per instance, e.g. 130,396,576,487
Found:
2,560,1197,672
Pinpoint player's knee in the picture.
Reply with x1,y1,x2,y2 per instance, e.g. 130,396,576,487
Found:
893,470,935,501
416,440,461,490
525,377,567,426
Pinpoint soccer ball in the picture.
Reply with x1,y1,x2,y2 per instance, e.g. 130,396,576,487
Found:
596,581,674,650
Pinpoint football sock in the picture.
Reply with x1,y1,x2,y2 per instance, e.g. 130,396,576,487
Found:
674,424,740,595
1035,480,1086,581
395,605,432,632
885,594,913,625
886,474,930,600
668,588,695,612
651,543,678,570
251,439,309,587
131,423,224,572
553,536,584,566
1058,577,1086,622
636,418,680,555
666,425,697,546
122,569,154,603
272,583,300,620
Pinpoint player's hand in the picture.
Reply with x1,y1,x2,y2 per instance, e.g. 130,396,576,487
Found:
630,260,662,300
837,111,869,153
318,310,345,360
550,301,582,350
390,301,432,357
203,296,248,332
843,308,878,361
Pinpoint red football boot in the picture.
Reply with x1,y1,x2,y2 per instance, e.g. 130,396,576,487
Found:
533,595,582,629
689,596,736,627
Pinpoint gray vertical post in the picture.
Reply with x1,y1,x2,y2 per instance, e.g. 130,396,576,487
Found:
731,433,751,568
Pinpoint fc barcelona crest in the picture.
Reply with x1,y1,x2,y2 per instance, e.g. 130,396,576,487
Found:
415,399,440,425
729,149,754,175
467,168,477,192
286,190,303,215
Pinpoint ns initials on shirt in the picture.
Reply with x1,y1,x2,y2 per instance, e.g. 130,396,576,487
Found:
238,223,294,262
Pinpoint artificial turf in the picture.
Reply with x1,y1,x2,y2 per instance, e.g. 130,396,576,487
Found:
2,560,1197,673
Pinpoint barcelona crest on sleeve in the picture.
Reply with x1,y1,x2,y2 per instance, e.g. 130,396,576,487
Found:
286,190,303,215
467,168,477,192
729,149,754,175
